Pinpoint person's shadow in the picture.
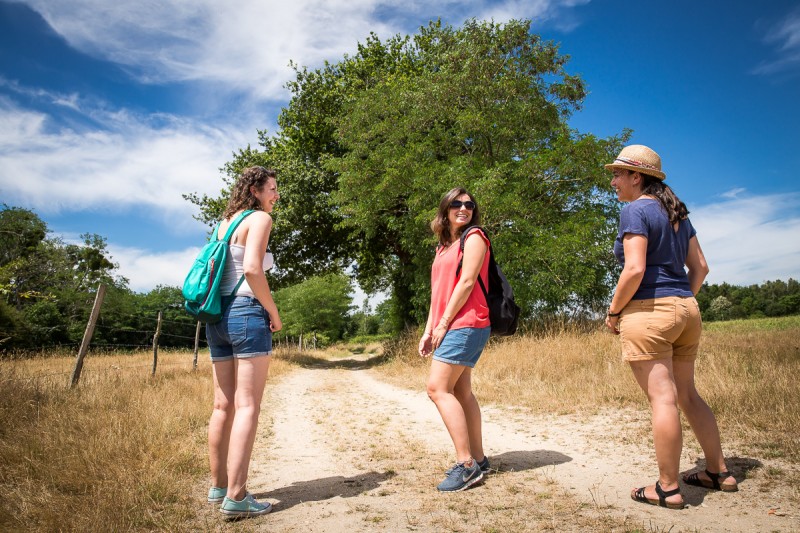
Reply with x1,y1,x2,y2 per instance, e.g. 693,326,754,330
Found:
680,456,762,505
252,470,396,513
487,450,573,473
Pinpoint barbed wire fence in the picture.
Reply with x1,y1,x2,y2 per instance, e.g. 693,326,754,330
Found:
1,283,305,389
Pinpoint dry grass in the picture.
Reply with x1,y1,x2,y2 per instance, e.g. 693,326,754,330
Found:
0,349,292,531
1,315,797,530
380,316,800,462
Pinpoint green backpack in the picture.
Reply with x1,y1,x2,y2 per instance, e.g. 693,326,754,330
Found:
183,210,254,323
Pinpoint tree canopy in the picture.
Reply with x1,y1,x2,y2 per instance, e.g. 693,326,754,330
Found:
186,18,630,327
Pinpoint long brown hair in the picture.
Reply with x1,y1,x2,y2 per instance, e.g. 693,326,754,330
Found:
641,174,689,225
430,187,481,247
222,166,276,219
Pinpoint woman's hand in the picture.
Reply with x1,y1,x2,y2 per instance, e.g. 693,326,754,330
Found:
605,314,620,335
431,323,448,351
418,333,432,357
270,314,282,333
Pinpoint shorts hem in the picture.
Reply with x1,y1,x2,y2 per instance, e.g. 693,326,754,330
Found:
210,351,271,362
237,351,272,359
623,349,697,362
431,356,476,368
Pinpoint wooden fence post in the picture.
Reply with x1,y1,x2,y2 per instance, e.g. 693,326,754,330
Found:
70,284,106,388
193,321,201,370
151,311,162,377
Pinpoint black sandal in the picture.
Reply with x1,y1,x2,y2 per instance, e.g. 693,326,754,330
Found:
683,469,738,492
631,480,685,509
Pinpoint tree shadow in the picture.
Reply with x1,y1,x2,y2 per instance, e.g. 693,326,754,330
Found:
281,352,385,370
251,470,396,512
489,450,573,473
680,456,762,505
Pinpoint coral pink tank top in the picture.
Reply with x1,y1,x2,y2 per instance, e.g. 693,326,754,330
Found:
430,227,491,330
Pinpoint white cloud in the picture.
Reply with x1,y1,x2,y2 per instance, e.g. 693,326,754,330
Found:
0,97,254,231
720,187,746,199
689,193,800,285
752,7,800,75
106,244,201,292
17,0,582,101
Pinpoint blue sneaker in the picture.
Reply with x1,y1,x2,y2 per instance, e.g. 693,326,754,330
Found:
220,492,272,519
208,486,227,503
446,456,490,475
477,456,491,474
437,460,483,492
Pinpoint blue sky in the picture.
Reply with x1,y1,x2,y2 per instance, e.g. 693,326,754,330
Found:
1,0,799,295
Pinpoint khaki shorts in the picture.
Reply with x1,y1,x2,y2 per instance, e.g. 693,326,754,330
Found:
619,296,701,362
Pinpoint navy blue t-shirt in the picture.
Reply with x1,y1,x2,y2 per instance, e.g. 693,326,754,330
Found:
613,198,696,300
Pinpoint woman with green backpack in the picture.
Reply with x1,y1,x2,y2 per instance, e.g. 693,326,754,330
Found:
205,166,282,519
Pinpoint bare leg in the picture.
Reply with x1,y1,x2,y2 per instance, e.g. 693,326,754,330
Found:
453,368,484,462
673,359,735,487
209,360,236,489
226,356,271,500
427,360,473,463
629,359,683,505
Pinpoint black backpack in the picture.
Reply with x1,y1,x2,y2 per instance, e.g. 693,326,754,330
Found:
456,227,521,336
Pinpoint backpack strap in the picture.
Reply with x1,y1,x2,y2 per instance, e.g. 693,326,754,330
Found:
217,210,255,242
455,226,490,301
217,210,255,296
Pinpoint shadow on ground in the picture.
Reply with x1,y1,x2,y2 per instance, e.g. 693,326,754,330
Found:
253,471,397,512
680,456,763,505
490,449,573,473
281,352,385,370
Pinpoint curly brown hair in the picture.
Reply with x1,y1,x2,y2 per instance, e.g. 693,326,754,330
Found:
641,174,689,225
222,166,276,219
430,187,481,247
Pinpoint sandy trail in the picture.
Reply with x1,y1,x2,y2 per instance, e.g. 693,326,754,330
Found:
238,355,797,532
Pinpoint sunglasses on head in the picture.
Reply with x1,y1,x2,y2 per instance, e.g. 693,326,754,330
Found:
449,200,476,210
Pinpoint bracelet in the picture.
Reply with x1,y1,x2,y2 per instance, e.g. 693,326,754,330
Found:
607,310,622,317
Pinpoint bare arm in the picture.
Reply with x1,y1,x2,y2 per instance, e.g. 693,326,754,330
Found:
684,236,709,295
605,233,646,334
431,232,488,350
418,303,434,357
242,211,282,332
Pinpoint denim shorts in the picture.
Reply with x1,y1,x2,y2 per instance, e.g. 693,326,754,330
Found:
433,326,491,368
619,296,701,362
206,296,272,361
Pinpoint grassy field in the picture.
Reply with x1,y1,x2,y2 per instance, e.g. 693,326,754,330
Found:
0,315,797,530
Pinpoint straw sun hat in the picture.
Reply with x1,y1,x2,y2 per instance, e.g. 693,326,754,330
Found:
604,144,666,180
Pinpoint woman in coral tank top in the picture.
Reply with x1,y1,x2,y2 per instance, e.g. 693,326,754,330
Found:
418,187,491,492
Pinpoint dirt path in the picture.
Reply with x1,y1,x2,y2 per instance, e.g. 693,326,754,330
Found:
239,354,797,532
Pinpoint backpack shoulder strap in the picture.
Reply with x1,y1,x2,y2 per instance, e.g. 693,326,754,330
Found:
456,226,491,300
459,226,489,252
218,210,255,242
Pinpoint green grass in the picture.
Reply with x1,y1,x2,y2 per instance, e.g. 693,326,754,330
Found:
704,314,800,332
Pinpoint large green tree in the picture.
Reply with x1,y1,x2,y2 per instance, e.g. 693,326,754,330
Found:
187,18,628,326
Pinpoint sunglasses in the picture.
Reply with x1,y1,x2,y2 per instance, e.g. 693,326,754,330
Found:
449,200,476,210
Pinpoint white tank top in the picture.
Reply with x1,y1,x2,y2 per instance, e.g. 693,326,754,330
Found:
219,244,274,297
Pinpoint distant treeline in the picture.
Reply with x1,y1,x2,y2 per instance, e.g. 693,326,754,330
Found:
696,279,800,321
0,204,383,353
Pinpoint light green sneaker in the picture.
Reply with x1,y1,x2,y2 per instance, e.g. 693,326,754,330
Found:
207,486,226,503
220,492,272,519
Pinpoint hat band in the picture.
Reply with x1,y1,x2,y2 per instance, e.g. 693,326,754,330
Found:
614,156,660,171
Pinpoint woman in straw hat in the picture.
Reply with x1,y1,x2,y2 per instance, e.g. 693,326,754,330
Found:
604,145,737,510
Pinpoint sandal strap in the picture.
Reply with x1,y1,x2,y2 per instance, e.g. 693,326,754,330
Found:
655,480,681,507
704,469,732,490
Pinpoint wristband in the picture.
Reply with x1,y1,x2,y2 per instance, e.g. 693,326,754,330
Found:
607,310,622,317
